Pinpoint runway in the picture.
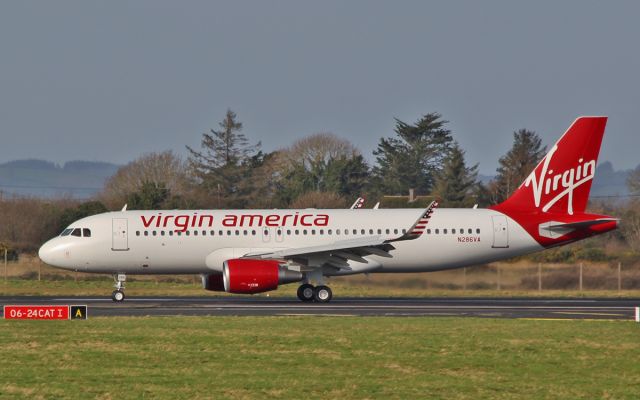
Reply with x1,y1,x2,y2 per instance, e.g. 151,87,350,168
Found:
1,296,639,319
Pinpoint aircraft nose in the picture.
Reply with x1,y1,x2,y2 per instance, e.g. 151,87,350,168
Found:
38,239,59,266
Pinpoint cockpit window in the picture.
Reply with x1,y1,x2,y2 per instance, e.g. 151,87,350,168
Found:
83,228,91,237
71,228,82,237
60,228,73,236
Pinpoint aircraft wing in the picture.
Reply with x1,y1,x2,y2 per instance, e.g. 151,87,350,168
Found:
243,201,438,270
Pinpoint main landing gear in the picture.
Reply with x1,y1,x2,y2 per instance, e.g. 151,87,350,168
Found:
112,273,126,302
297,283,333,303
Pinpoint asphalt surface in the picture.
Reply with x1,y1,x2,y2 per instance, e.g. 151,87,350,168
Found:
1,296,639,319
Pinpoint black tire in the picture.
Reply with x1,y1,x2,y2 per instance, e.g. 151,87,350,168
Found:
313,285,332,303
112,290,125,302
297,284,315,302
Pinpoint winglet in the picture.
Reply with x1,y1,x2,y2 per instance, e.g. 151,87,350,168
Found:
350,197,366,209
389,201,438,242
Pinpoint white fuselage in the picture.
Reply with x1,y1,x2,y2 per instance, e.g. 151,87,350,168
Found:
39,208,542,275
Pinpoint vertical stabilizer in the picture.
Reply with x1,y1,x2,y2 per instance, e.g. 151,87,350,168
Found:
494,116,607,215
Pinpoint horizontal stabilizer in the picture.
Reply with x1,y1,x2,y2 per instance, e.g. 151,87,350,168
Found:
538,218,619,239
547,218,619,231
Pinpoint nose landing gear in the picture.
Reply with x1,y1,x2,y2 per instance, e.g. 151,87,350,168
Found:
112,273,126,302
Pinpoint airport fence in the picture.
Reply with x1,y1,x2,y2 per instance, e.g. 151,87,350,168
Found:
2,254,640,292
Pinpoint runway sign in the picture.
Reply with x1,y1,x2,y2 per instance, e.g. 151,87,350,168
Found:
3,305,87,320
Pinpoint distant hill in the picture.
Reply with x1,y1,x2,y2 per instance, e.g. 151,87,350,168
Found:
0,158,633,200
0,159,120,198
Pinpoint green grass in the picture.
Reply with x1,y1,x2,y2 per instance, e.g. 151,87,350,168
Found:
0,317,639,399
2,278,640,299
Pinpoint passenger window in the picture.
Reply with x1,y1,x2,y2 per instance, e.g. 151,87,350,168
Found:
319,229,324,235
169,231,174,236
369,229,374,234
460,228,464,234
377,229,382,234
361,229,365,234
252,230,256,235
82,228,91,237
336,229,340,235
328,229,332,234
435,229,439,234
211,230,215,236
311,230,315,235
303,230,307,235
262,230,268,235
426,229,431,234
177,231,182,236
202,230,206,236
244,230,248,235
194,231,198,236
443,229,447,234
402,229,406,234
227,230,231,236
235,230,240,236
353,229,357,235
152,231,157,236
394,229,398,234
452,229,456,234
386,229,390,234
295,230,299,235
185,231,190,236
476,228,481,234
136,231,140,236
468,229,472,234
286,230,291,235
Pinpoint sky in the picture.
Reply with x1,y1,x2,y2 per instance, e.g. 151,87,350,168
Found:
0,1,638,175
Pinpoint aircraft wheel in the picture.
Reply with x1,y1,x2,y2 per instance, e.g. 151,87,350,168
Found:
112,290,125,302
297,284,315,302
313,285,332,303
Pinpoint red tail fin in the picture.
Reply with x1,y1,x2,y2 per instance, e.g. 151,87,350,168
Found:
494,116,607,215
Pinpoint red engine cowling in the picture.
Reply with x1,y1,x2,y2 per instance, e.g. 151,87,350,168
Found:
201,272,225,292
223,259,302,294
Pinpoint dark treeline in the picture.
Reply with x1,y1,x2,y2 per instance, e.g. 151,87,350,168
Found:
2,108,640,261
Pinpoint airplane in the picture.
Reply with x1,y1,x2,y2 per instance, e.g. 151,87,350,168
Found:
38,116,618,303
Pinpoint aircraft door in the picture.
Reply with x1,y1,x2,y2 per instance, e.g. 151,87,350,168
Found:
491,215,509,248
112,218,129,251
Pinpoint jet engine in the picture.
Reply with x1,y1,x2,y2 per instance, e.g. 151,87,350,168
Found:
201,272,225,292
219,258,302,294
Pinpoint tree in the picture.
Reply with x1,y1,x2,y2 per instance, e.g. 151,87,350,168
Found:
126,181,170,210
432,142,479,207
58,201,108,232
186,109,261,207
275,133,370,204
627,165,640,194
493,129,546,203
323,154,370,197
290,191,348,209
101,151,191,209
372,113,453,195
